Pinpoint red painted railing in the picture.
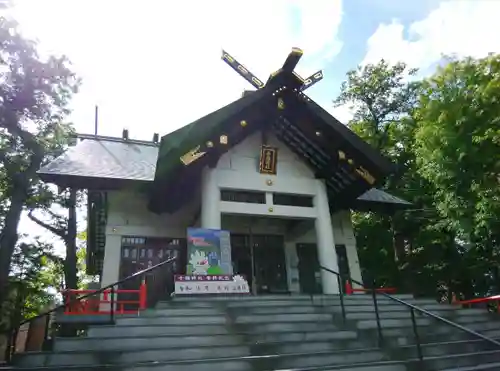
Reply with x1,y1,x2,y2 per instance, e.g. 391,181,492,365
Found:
63,282,147,315
455,294,500,313
345,281,397,295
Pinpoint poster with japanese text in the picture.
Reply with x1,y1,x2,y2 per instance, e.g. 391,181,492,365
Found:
186,228,232,275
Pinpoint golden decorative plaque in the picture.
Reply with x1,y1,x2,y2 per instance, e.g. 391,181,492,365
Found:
180,146,206,166
259,146,278,175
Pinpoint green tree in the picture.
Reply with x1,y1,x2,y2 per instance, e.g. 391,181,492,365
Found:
0,15,79,303
334,60,456,297
28,189,83,290
415,54,500,295
0,239,63,332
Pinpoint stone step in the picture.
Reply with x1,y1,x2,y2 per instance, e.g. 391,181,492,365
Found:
54,333,244,351
142,307,225,316
452,314,496,324
87,324,231,338
440,361,500,370
226,305,326,315
345,309,492,322
55,330,359,352
14,348,390,370
233,312,333,324
249,329,357,343
347,311,415,320
234,320,339,333
87,318,342,339
448,308,495,317
322,364,406,371
384,326,477,346
393,339,500,360
356,315,497,344
172,294,314,302
482,329,500,338
226,300,329,308
463,321,500,332
169,294,415,303
252,338,366,355
339,303,455,313
155,304,327,316
356,317,431,330
8,354,409,371
115,314,227,326
15,344,251,367
254,347,387,369
336,294,415,301
407,349,500,370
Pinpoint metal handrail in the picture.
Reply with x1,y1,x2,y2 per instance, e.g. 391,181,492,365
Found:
2,256,177,362
319,265,500,363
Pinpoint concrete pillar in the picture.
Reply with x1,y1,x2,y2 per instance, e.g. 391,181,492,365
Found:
201,167,221,229
99,234,122,311
314,180,340,294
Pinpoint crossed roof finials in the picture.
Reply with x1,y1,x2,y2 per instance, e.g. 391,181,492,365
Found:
221,48,324,92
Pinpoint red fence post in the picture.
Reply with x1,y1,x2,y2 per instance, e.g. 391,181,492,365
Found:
345,281,353,295
139,281,147,310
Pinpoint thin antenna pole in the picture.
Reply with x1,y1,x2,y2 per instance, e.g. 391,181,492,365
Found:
94,105,99,135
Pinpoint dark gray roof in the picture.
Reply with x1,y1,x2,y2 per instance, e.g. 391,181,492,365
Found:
357,188,411,206
39,137,158,181
38,137,410,207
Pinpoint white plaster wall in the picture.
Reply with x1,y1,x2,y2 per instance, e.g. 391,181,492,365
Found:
100,190,198,288
217,131,315,179
216,131,320,221
282,210,363,294
331,210,363,289
221,215,287,235
285,228,317,293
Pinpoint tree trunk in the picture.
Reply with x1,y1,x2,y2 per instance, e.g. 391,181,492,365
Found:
0,190,26,306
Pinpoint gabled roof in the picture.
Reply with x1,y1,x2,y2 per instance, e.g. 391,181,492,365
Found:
38,136,157,189
39,49,406,214
38,137,410,212
151,80,398,212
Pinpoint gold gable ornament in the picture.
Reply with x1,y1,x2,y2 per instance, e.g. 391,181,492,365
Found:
355,166,376,185
277,98,285,110
337,149,376,185
180,146,206,166
259,146,278,175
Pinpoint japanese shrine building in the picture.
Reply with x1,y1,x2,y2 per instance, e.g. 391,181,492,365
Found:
37,48,411,296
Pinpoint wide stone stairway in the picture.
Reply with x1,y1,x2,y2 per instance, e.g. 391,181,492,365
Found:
6,294,500,370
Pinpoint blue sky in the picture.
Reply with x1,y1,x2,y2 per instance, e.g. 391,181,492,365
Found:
6,0,500,245
315,0,442,99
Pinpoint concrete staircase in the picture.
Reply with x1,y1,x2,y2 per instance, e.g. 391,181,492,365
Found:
7,294,500,370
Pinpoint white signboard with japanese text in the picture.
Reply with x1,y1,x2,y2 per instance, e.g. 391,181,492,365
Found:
174,274,250,295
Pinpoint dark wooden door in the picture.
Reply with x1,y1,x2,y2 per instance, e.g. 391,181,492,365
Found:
335,244,351,291
119,237,186,309
230,234,288,294
253,235,288,294
231,234,254,289
296,243,322,294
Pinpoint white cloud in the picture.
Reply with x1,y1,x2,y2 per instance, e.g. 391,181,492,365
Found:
362,0,500,70
331,103,356,124
10,0,343,140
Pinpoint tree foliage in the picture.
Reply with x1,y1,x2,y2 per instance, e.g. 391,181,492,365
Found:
415,54,500,294
0,239,63,332
0,14,79,309
336,55,500,300
28,188,84,290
